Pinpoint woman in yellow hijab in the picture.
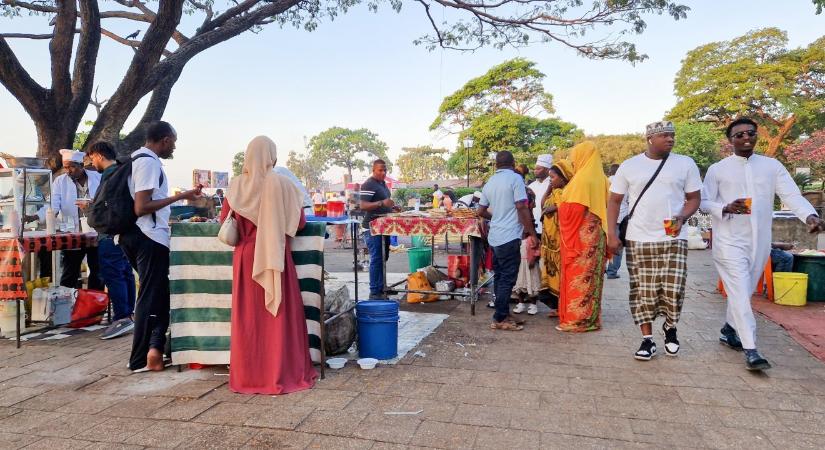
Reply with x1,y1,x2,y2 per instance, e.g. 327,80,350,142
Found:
556,141,609,332
539,159,574,318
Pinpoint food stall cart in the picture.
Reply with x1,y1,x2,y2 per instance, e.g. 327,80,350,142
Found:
369,212,487,314
0,156,100,347
167,221,329,376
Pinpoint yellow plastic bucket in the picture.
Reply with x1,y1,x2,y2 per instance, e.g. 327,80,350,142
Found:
773,272,808,306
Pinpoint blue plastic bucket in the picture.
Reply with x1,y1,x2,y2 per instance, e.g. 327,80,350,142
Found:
356,300,399,360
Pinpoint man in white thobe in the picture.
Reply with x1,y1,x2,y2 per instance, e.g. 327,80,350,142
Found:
701,117,825,371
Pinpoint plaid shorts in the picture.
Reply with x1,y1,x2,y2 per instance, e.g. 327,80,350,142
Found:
625,239,688,326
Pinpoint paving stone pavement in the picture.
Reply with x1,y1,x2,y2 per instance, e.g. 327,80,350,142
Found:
2,250,825,449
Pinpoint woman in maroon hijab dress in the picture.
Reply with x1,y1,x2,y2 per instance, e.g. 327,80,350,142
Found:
219,136,317,394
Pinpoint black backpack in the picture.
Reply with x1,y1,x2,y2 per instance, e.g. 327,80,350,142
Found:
87,153,164,235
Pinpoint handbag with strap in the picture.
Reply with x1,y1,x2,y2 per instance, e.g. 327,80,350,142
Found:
218,210,240,246
618,153,669,246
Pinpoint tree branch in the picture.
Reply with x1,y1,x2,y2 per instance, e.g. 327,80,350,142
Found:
49,0,78,109
0,32,56,39
68,0,101,122
0,38,48,118
0,0,57,13
118,65,185,153
144,0,300,91
89,0,185,143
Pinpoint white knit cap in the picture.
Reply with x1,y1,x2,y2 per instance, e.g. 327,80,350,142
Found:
535,154,553,169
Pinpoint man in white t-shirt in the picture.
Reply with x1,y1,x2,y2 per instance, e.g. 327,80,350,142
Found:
606,164,630,279
607,121,702,361
119,121,201,373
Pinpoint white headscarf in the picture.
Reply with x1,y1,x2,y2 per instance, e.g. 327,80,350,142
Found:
227,136,303,317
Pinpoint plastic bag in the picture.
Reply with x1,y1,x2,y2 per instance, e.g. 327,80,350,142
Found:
407,272,439,303
69,289,109,328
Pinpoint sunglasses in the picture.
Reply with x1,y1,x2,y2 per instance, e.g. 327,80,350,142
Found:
732,130,757,139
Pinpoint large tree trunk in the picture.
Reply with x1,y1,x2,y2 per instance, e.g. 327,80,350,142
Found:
764,115,797,158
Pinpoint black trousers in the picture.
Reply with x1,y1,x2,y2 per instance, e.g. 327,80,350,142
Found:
60,248,104,291
119,229,170,371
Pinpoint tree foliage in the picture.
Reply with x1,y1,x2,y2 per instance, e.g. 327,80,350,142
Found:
396,146,449,183
785,129,825,180
431,58,555,132
668,28,825,157
815,0,825,14
671,122,724,172
232,151,245,177
446,110,581,179
308,127,390,179
582,134,646,167
0,1,689,160
286,150,324,190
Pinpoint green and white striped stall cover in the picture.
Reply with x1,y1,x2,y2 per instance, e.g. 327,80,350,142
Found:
169,222,325,365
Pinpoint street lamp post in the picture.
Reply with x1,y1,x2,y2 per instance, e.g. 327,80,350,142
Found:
463,136,474,188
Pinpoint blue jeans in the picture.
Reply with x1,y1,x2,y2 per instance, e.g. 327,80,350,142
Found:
98,237,136,321
771,248,794,273
363,229,390,296
606,223,623,277
492,239,521,323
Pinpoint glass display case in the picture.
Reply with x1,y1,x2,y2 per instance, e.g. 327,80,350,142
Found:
0,162,52,238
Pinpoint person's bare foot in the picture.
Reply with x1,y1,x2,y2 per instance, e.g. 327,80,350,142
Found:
146,348,164,371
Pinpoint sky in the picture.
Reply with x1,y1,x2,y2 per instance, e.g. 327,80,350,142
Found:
1,0,823,189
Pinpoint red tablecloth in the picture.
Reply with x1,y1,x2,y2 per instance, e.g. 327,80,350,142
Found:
0,233,98,301
370,216,482,238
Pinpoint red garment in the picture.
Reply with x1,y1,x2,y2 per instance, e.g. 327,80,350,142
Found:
557,203,605,332
220,200,317,395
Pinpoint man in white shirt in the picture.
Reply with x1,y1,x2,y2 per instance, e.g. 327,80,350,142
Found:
702,117,825,371
312,190,325,204
273,166,313,216
529,154,553,234
118,121,201,373
53,149,103,290
606,164,630,279
608,121,702,361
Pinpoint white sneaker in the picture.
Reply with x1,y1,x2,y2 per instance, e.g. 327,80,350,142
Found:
527,304,538,315
513,303,526,314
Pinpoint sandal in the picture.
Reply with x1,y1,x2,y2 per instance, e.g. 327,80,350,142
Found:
491,321,524,331
546,309,559,318
508,317,526,325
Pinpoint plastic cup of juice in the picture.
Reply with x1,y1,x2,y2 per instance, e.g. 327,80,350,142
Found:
743,198,752,214
663,218,677,237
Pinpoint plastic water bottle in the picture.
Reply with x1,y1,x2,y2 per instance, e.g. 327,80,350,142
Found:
45,207,56,234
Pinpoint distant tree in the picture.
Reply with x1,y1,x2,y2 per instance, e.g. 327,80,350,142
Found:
672,122,723,172
785,130,825,180
431,58,555,133
286,150,323,190
446,110,581,179
308,127,390,180
397,146,448,183
584,134,646,167
668,28,825,157
815,0,825,14
232,152,244,177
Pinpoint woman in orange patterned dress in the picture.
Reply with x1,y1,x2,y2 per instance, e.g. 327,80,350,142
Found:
556,142,609,332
